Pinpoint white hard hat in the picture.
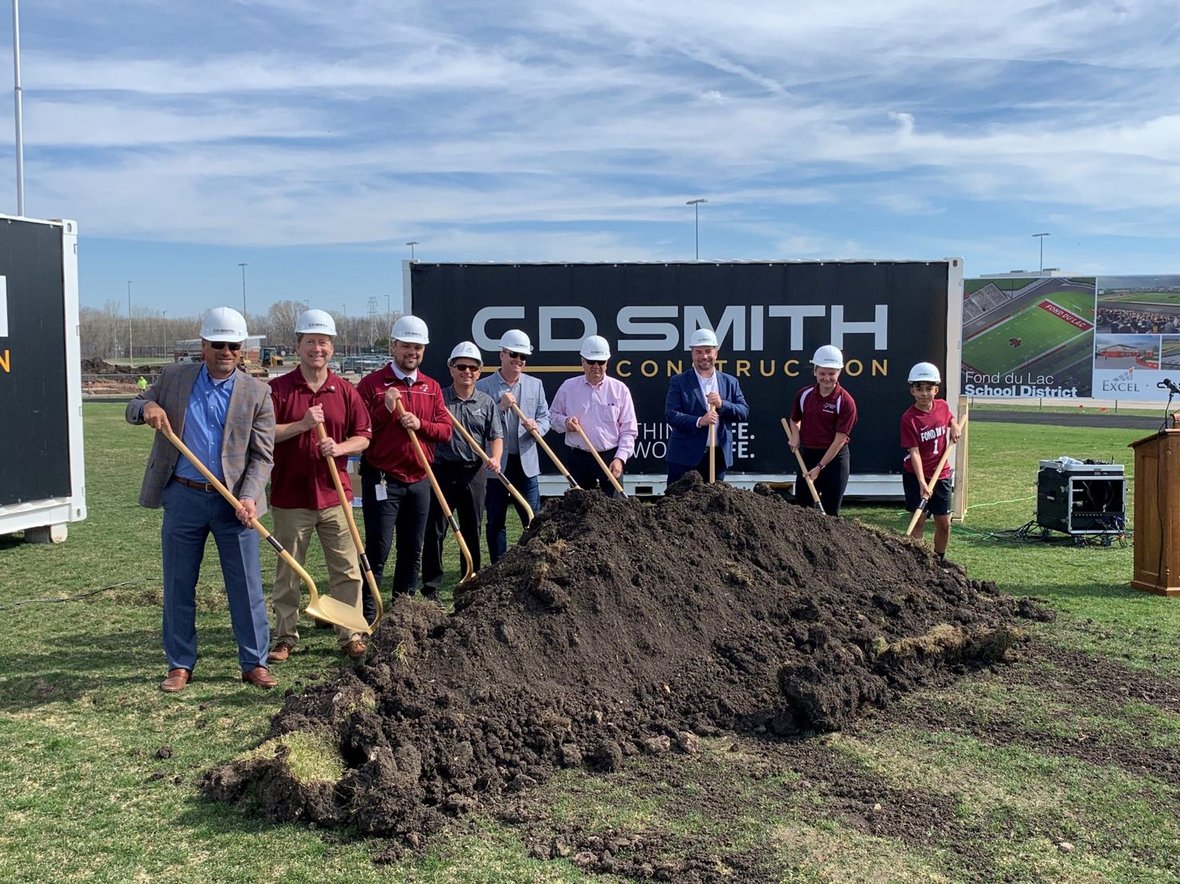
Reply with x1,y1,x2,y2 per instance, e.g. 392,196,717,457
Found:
391,314,429,345
908,362,941,384
295,308,336,337
811,344,844,369
579,335,611,361
689,328,719,348
448,341,484,366
200,306,248,343
499,329,533,354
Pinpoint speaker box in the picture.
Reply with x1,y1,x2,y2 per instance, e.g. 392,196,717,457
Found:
1036,460,1125,535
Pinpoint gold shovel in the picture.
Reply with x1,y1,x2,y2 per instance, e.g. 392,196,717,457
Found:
314,424,383,630
905,414,968,536
508,401,580,490
780,418,825,514
159,425,372,635
393,399,475,583
569,421,626,496
445,410,534,522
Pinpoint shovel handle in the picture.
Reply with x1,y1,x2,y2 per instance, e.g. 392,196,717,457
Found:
158,425,325,610
314,424,383,630
394,400,475,583
445,410,534,522
570,422,626,495
781,418,825,513
509,401,579,489
707,405,717,484
904,414,967,537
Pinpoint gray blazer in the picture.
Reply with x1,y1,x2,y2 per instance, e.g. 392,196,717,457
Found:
125,362,276,513
475,370,550,478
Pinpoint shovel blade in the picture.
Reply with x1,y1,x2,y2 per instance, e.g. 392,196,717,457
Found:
305,596,372,635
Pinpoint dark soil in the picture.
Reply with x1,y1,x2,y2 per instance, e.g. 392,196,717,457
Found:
202,475,1036,862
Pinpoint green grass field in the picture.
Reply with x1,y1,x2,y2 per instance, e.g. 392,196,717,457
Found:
964,298,1092,375
1,404,1178,882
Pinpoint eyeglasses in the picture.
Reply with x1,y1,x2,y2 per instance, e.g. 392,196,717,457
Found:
507,351,528,361
452,363,480,373
210,341,242,351
584,360,606,366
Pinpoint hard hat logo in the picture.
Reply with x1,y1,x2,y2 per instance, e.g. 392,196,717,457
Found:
392,315,430,345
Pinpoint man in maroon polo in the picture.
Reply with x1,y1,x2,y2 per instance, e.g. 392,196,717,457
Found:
355,315,452,619
267,309,373,661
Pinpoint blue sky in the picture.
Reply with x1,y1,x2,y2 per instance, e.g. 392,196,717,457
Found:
3,0,1180,320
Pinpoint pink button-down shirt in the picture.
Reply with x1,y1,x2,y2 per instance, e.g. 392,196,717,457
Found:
549,374,638,462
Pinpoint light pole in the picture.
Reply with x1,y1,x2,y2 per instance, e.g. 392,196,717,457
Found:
161,309,167,360
686,199,707,260
127,280,133,364
238,262,248,317
406,241,419,261
12,0,26,216
1032,232,1050,272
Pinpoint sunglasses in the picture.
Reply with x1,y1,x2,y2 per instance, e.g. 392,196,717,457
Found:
452,363,480,373
210,341,242,351
507,351,528,361
584,360,606,366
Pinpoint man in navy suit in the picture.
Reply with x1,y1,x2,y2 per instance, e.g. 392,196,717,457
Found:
664,327,750,484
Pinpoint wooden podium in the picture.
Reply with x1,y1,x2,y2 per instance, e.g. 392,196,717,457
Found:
1129,430,1180,596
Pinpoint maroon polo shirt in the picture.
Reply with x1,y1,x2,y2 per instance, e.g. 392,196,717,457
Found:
355,363,452,483
790,382,857,450
269,369,372,509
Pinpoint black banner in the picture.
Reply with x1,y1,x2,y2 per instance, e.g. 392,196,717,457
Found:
409,262,952,477
0,218,71,506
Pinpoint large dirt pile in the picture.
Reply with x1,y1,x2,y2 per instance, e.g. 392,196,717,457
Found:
203,476,1030,848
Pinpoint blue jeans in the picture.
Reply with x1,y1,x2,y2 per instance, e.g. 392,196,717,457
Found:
485,454,539,563
160,481,270,673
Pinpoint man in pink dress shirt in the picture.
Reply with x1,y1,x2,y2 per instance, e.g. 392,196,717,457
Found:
549,335,638,496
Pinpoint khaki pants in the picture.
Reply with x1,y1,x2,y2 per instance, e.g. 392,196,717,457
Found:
271,506,363,648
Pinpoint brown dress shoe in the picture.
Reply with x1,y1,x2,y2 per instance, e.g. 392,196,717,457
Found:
241,666,277,690
160,668,192,693
342,639,367,659
266,642,293,663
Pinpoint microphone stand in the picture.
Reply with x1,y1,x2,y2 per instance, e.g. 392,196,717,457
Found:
1159,388,1175,434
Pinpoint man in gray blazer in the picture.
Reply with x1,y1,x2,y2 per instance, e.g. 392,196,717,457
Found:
476,329,549,562
126,307,277,693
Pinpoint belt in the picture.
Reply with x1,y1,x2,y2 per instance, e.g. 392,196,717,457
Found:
172,475,217,492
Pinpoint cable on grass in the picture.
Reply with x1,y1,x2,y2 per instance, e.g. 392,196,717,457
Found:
0,579,148,611
986,519,1129,548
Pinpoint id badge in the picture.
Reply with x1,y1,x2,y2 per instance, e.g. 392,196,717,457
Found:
374,482,388,501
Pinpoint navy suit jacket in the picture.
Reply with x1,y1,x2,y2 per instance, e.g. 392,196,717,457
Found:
664,369,749,468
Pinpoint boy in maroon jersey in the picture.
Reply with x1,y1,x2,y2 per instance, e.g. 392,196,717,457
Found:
900,362,962,562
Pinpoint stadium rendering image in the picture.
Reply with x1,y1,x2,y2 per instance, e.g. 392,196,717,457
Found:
962,276,1096,398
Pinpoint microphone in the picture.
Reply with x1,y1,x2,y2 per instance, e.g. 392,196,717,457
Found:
1158,378,1180,394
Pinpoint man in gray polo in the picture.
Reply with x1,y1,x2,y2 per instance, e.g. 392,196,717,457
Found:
421,341,503,598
